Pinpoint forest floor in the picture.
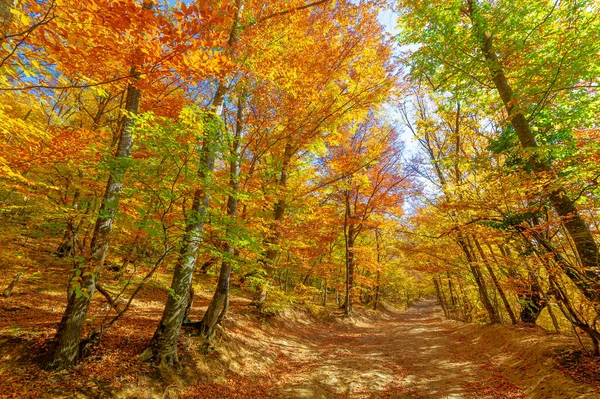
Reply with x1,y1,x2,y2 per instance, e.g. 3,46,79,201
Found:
249,301,600,399
1,236,600,398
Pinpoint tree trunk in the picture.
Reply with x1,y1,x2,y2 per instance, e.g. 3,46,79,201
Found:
2,272,22,298
46,82,139,370
262,140,294,272
374,270,380,311
534,273,561,332
141,0,245,364
434,276,449,317
343,191,355,317
446,271,457,307
200,92,245,341
549,274,600,355
373,230,381,311
56,110,102,259
456,275,472,322
141,92,223,366
182,285,195,324
473,237,517,324
516,232,559,325
56,218,77,258
519,271,546,325
459,235,500,323
253,285,268,313
469,2,600,303
200,253,232,339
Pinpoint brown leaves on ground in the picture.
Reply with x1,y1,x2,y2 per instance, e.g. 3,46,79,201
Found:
555,349,600,388
1,240,599,399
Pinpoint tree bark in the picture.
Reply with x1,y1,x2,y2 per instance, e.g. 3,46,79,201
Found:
459,235,500,323
56,217,77,258
142,2,244,365
456,275,472,322
374,270,380,311
446,271,457,308
473,237,517,324
141,85,223,366
549,274,600,355
200,92,245,340
434,276,449,317
343,190,355,317
534,269,561,332
46,81,139,370
262,140,294,272
373,230,381,311
182,285,194,324
518,272,546,325
2,272,22,298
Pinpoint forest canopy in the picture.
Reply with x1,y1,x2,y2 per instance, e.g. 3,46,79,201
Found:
0,0,599,396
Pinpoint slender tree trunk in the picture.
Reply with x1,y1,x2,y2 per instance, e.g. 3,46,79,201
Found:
46,82,140,370
459,235,500,323
216,293,229,326
200,92,245,341
373,229,381,311
473,237,517,324
141,86,223,366
182,285,195,324
468,2,600,302
56,216,77,258
200,252,232,338
549,274,600,355
56,95,109,257
456,275,472,322
343,191,355,317
251,140,294,311
533,273,561,333
434,277,448,317
519,272,546,325
262,140,294,271
446,271,457,307
285,267,290,293
516,234,555,325
374,270,380,311
470,264,500,323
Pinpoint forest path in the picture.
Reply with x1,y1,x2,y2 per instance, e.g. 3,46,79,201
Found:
260,300,591,399
270,300,510,398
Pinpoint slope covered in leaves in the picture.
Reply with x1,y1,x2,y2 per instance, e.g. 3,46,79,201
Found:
0,246,597,399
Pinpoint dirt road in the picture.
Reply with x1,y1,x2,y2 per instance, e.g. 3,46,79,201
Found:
254,300,597,399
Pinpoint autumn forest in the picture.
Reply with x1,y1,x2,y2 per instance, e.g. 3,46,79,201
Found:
1,0,600,398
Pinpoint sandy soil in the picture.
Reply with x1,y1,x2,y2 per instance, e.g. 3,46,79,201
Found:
226,300,599,399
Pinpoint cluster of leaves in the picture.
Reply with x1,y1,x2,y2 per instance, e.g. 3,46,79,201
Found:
395,0,600,348
0,0,417,377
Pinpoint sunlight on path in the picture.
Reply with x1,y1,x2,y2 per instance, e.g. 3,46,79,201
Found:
273,300,520,399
